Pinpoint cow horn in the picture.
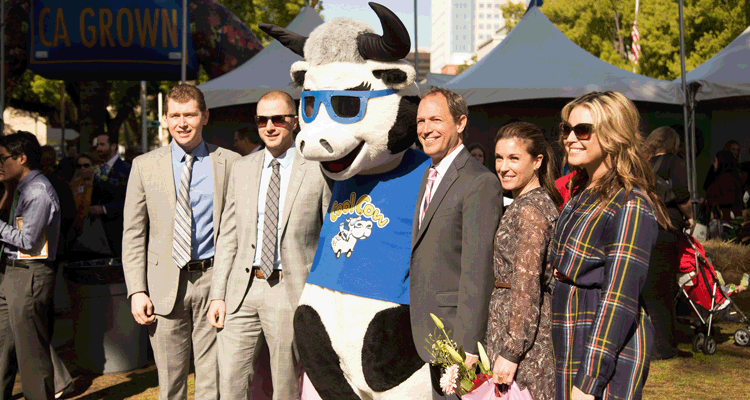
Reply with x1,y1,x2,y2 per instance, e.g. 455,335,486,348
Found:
357,2,411,61
259,23,307,57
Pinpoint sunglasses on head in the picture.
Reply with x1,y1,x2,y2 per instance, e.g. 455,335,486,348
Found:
301,88,398,124
255,114,295,127
76,163,92,169
560,122,594,141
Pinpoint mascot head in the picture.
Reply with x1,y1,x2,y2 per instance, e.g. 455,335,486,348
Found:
260,2,419,180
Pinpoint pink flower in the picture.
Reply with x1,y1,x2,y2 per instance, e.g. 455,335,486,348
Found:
440,364,459,395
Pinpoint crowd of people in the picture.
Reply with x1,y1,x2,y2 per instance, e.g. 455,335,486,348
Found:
0,83,711,400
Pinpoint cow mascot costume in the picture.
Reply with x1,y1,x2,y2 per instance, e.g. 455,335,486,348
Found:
261,3,434,399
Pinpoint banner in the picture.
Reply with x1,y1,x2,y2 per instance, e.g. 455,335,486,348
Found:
29,0,198,81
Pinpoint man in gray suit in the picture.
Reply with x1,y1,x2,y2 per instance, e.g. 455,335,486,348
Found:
123,84,240,400
410,88,502,398
207,90,330,400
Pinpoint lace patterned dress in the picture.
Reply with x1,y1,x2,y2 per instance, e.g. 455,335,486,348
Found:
485,187,558,400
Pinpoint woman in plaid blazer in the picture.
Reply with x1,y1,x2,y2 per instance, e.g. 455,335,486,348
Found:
550,92,672,400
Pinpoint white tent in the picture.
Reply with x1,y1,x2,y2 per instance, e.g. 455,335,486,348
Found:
679,25,750,101
444,3,681,106
199,7,323,109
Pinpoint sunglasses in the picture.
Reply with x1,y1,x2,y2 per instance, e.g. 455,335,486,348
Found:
560,122,594,141
301,88,398,124
76,163,92,169
255,114,295,127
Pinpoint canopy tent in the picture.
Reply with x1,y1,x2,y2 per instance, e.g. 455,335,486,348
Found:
444,3,681,106
199,7,323,109
680,25,750,101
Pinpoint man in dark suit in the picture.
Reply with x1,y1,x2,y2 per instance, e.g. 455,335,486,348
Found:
92,132,131,256
410,87,502,398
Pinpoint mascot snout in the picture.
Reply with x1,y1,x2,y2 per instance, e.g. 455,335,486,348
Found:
296,122,363,171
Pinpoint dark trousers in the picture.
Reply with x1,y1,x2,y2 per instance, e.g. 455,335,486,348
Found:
0,259,56,400
643,228,679,360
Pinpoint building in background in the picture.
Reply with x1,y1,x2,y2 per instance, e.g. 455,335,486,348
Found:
405,47,431,82
431,0,528,74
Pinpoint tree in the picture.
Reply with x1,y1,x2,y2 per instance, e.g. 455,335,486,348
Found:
500,1,528,33
218,0,324,45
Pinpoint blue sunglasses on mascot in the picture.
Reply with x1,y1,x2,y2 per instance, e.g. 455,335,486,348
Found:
301,88,399,124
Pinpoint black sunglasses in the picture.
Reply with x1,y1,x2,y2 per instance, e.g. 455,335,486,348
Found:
560,122,594,141
76,163,92,169
255,114,295,127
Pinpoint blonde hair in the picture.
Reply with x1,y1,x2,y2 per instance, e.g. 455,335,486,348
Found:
562,91,671,229
644,126,681,159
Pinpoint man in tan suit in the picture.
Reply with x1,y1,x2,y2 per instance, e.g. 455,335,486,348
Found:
207,91,330,399
123,84,240,400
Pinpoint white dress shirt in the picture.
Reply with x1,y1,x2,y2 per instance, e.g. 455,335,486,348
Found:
252,146,296,270
104,154,119,174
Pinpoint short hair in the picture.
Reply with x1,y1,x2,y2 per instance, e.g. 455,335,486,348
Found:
422,87,469,125
96,131,119,147
258,90,296,114
76,152,96,165
41,144,56,158
164,84,207,115
235,124,261,144
1,131,42,170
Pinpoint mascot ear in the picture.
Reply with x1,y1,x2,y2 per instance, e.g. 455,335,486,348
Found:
291,61,310,88
369,60,415,90
260,23,307,57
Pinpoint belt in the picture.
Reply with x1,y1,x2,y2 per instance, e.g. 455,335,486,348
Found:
185,258,213,272
253,267,283,280
5,258,52,269
495,280,511,289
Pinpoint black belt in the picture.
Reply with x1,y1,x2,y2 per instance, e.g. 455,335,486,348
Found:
5,258,52,269
185,258,213,272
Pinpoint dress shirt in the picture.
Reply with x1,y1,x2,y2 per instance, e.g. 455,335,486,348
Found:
253,146,295,270
171,141,215,260
104,154,119,174
423,143,465,201
0,171,61,260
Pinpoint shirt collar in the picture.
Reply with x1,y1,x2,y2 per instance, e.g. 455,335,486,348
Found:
171,140,209,163
105,154,119,168
433,143,465,177
263,145,295,169
17,170,41,192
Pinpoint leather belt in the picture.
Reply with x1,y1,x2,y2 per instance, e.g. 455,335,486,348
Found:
495,280,511,289
185,258,213,272
253,267,283,280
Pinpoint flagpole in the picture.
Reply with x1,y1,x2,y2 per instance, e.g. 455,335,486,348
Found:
678,0,697,219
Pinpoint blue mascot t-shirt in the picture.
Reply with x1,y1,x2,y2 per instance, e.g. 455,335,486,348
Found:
306,149,430,305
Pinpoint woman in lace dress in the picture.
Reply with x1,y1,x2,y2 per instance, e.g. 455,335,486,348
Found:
485,122,563,400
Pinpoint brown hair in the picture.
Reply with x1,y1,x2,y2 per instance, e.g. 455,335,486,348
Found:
643,126,680,159
422,87,469,126
494,122,564,208
561,91,671,229
164,84,207,115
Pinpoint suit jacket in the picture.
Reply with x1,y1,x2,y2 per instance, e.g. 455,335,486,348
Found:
410,147,503,361
210,148,331,314
122,144,240,316
94,157,131,256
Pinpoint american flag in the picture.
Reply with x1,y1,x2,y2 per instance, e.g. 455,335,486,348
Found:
631,21,641,64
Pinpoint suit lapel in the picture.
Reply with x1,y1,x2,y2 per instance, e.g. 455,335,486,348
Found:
280,151,306,239
248,153,264,237
411,166,432,245
210,146,226,242
158,149,177,212
412,149,469,252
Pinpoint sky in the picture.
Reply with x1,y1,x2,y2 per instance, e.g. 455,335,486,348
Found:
320,0,432,51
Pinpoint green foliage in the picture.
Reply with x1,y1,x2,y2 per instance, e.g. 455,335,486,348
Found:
542,0,750,80
456,54,478,74
500,1,528,33
219,0,324,45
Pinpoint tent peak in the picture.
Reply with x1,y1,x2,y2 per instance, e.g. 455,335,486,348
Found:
525,0,543,15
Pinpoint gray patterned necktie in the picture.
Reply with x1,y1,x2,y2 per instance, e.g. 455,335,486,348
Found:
173,153,195,268
260,159,281,277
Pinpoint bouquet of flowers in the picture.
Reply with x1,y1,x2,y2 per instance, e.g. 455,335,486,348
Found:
425,313,493,396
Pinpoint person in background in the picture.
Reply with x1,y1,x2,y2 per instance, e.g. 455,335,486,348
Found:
40,145,76,260
642,126,692,360
91,133,130,256
551,92,667,400
0,131,62,400
486,122,562,400
233,124,264,156
56,145,78,184
706,150,743,226
703,139,741,192
467,142,487,167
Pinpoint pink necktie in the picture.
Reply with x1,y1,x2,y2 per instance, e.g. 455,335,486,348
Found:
419,167,437,228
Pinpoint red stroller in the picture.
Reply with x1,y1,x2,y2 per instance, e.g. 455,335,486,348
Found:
676,233,750,355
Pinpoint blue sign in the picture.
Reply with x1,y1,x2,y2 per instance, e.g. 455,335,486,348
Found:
29,0,198,81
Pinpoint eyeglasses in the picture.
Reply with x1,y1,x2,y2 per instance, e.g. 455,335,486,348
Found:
255,114,295,127
76,163,92,169
301,88,398,124
560,122,594,141
0,155,13,165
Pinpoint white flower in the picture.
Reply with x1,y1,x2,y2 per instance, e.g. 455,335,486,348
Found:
440,364,459,395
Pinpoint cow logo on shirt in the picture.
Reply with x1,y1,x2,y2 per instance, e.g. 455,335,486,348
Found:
328,192,389,258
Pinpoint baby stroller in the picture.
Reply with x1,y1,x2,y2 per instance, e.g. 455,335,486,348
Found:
675,233,750,355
